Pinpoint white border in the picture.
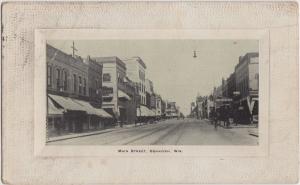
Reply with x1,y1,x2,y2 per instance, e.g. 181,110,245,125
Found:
34,29,269,157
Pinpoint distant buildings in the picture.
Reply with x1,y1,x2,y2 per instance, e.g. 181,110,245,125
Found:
166,101,179,118
191,52,259,124
145,79,154,109
154,95,162,116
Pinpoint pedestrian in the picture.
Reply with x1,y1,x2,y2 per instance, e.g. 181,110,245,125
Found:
228,107,234,128
224,106,230,128
219,107,224,127
210,109,216,125
214,110,218,130
215,110,220,129
233,108,238,126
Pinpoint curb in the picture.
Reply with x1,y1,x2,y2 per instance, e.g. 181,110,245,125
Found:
249,132,259,137
249,133,259,137
46,124,144,143
47,129,116,143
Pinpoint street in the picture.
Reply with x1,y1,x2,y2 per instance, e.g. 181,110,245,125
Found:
49,118,258,145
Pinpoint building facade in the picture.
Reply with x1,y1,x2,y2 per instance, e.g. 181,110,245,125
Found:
165,101,178,118
94,56,137,125
145,79,154,109
47,44,89,98
84,56,103,108
234,52,259,123
235,53,259,99
123,57,147,106
227,72,236,99
154,95,162,117
161,100,166,117
46,44,112,138
222,78,229,98
118,77,139,124
123,57,154,120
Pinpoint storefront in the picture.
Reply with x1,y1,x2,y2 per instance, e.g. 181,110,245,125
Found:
47,97,64,137
48,94,113,136
137,105,156,123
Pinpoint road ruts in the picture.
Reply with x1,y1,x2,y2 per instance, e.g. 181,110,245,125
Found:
150,121,185,145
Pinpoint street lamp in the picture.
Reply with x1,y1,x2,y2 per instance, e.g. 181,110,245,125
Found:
193,50,201,58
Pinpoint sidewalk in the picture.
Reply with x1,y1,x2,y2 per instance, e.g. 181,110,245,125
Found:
203,119,259,137
47,123,140,143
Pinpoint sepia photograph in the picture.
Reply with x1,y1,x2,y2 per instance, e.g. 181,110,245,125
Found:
46,39,259,145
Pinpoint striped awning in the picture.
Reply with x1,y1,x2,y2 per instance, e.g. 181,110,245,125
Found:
118,90,131,100
48,94,86,112
48,97,64,115
72,99,112,118
48,94,112,118
137,105,156,117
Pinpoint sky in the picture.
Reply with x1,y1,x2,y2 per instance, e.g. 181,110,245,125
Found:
47,39,258,116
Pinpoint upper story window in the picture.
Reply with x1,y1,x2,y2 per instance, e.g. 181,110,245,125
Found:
63,70,68,91
73,74,77,93
139,70,145,81
95,79,99,95
117,73,121,83
83,78,86,95
56,68,61,91
79,76,82,94
139,83,141,92
47,65,52,87
103,73,111,82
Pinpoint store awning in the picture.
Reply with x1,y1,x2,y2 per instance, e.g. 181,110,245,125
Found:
149,109,156,117
48,94,86,112
118,90,131,100
48,97,64,115
72,99,113,118
137,105,156,117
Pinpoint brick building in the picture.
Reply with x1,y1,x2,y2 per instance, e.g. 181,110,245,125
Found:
234,52,259,123
46,44,112,138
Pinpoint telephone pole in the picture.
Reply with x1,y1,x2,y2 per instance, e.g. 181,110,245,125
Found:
71,41,77,57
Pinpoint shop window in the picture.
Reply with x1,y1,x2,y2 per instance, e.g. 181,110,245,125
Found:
47,65,52,87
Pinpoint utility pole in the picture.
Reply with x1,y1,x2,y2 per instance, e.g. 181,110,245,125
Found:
71,41,77,57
